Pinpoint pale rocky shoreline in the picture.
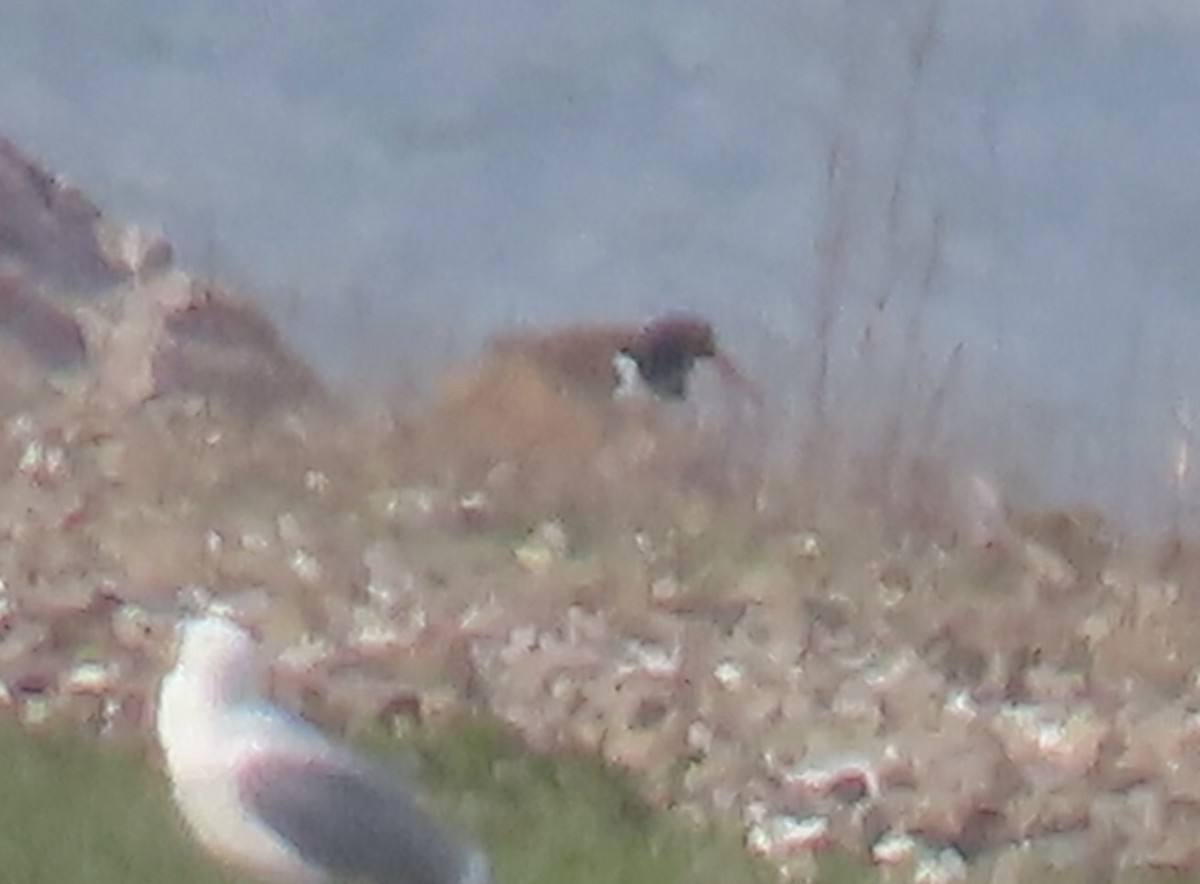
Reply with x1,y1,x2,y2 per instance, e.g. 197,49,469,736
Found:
2,137,1199,882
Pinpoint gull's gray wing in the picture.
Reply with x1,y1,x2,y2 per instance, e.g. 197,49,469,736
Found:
238,754,488,884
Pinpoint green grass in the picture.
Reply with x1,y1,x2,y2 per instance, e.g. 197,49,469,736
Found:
0,726,231,883
6,716,1196,884
397,717,777,884
0,718,776,884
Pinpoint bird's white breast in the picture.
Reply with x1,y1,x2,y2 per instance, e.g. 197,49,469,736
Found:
159,671,325,883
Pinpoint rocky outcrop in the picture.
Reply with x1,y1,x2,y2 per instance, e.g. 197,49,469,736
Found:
0,137,169,292
477,313,760,404
0,272,87,370
82,270,325,415
0,137,323,416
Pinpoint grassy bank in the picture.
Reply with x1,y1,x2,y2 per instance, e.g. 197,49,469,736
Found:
0,719,778,884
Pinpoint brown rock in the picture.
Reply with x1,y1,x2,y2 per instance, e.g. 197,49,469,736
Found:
0,272,87,370
886,718,1022,849
88,270,325,416
484,313,759,404
0,136,325,418
0,138,125,292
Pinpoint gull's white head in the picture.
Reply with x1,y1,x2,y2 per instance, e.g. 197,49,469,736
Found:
168,615,263,710
158,615,265,787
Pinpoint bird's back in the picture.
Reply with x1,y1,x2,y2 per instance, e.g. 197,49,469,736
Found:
241,754,489,884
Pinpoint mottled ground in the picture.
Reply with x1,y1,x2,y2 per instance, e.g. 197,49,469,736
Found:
0,352,1198,884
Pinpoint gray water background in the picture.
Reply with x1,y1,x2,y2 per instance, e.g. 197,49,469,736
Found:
2,0,1199,531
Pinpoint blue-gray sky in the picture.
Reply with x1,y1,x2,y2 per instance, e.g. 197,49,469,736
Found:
1,1,1197,528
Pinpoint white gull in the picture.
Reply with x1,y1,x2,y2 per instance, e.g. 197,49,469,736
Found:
156,615,491,884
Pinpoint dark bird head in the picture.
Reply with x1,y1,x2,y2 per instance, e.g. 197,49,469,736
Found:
621,314,721,400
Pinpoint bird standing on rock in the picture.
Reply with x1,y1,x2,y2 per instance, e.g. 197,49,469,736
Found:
618,314,739,400
489,312,762,404
156,616,491,884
